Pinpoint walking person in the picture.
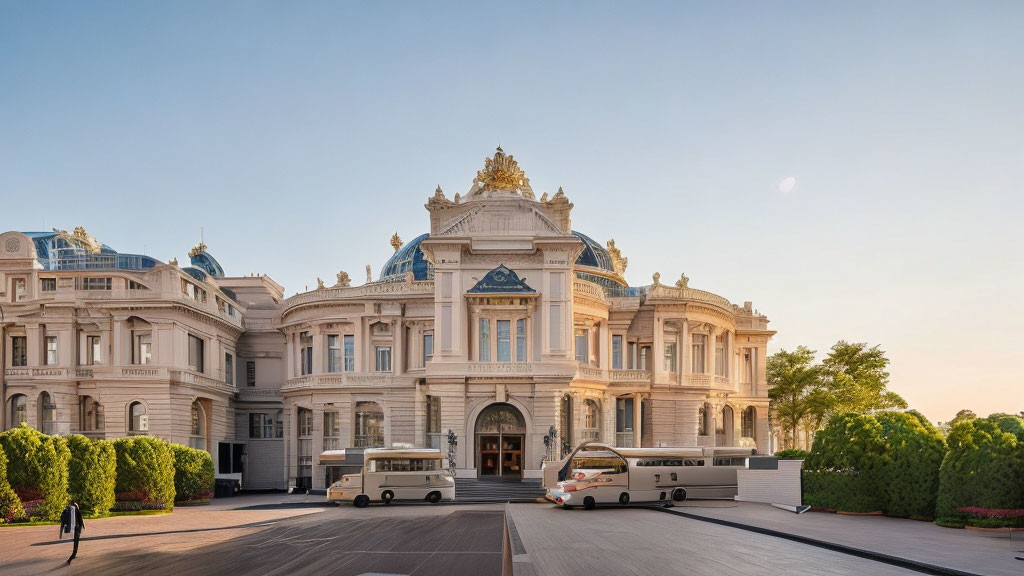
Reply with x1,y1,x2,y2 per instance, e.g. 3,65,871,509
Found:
58,501,85,564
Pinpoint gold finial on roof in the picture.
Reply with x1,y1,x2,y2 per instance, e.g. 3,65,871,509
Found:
652,272,661,286
676,273,689,289
188,241,207,259
474,146,527,191
54,226,102,253
390,232,403,252
169,258,178,267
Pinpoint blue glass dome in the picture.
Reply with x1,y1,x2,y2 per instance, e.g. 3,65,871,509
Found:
572,231,614,272
379,233,434,281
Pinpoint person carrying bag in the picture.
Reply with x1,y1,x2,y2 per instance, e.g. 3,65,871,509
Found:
58,502,85,564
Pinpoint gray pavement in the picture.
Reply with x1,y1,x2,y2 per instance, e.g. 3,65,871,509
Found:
675,501,1024,576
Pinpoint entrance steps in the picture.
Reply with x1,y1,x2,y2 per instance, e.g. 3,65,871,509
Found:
455,478,545,503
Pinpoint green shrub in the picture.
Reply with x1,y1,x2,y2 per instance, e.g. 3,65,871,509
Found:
0,424,70,521
774,449,809,460
112,437,175,510
0,445,26,523
874,411,946,519
66,435,116,517
803,469,882,512
936,415,1024,527
170,444,214,503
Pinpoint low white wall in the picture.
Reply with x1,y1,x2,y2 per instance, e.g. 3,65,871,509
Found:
735,460,802,506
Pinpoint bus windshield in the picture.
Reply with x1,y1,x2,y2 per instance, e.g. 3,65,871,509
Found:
571,452,627,474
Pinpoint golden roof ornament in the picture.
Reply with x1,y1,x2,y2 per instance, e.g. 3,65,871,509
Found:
335,271,351,287
317,277,325,290
676,273,689,289
652,272,661,286
188,241,208,259
54,226,102,254
390,232,403,252
606,239,628,276
169,258,179,267
474,146,527,192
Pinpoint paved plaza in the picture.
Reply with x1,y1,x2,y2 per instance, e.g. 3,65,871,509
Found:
0,495,1020,576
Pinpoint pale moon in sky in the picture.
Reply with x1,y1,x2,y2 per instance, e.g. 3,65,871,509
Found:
778,176,797,194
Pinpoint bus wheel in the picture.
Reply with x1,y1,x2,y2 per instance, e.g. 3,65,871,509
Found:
354,495,369,508
427,491,442,504
672,488,687,502
583,496,596,510
382,490,395,505
619,492,630,505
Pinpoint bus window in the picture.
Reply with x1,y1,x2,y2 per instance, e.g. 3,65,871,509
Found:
670,472,677,481
636,458,684,467
713,457,747,467
571,456,627,474
683,459,704,467
371,458,441,472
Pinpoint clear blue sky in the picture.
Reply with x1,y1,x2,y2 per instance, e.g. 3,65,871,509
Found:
2,1,1022,423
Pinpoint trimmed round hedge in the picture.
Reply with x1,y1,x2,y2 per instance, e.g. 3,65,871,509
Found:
773,449,809,460
803,411,946,518
0,443,26,523
0,424,70,521
936,415,1024,527
67,435,117,517
170,444,214,503
112,436,176,510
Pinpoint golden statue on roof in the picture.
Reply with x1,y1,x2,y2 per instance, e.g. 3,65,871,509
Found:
606,239,628,276
188,241,208,259
475,146,527,191
54,226,102,254
390,232,403,252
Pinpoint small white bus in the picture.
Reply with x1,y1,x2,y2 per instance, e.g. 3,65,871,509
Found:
542,442,753,509
327,448,455,507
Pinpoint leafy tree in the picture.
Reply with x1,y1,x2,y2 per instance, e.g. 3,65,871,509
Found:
803,413,886,512
0,444,25,522
170,444,215,503
112,437,176,510
820,341,906,416
767,347,822,449
874,411,946,519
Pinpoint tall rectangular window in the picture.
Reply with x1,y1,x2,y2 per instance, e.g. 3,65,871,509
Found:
12,278,26,302
87,335,102,365
715,335,726,377
299,332,312,375
549,304,563,350
574,329,588,363
497,320,511,362
375,346,392,372
426,395,441,448
515,319,526,362
225,352,234,384
691,334,706,373
423,331,434,365
612,335,623,370
40,278,56,292
343,335,354,371
12,336,27,367
133,333,152,365
664,342,677,372
327,335,341,372
246,361,256,386
45,336,57,365
188,334,204,373
323,412,340,450
478,319,490,361
743,348,757,385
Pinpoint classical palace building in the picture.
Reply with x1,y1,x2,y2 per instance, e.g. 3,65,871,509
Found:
1,148,774,490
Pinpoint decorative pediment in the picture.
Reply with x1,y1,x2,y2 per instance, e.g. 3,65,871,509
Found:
467,265,536,295
435,204,564,236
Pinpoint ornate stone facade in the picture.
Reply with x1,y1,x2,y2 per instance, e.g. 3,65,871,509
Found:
1,148,774,491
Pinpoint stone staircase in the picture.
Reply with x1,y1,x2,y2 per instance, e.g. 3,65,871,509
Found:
455,478,546,503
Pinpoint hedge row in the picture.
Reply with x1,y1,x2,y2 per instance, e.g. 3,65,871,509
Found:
935,415,1024,527
803,411,946,519
773,448,809,460
0,424,216,522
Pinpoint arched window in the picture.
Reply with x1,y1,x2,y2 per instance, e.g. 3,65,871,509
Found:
582,399,600,442
698,402,711,436
354,401,384,448
128,401,148,434
81,396,104,433
189,400,207,450
8,394,27,429
741,406,756,440
38,392,57,435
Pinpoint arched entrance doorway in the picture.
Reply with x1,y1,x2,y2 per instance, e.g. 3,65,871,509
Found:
475,403,526,479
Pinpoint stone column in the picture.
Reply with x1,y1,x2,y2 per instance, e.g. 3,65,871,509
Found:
681,319,690,375
652,316,664,381
707,326,716,375
598,321,609,370
393,320,404,374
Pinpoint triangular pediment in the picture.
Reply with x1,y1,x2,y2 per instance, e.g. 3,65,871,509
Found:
467,265,536,294
436,202,564,236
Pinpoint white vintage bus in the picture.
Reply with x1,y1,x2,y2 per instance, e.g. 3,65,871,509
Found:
542,442,753,509
327,447,455,507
